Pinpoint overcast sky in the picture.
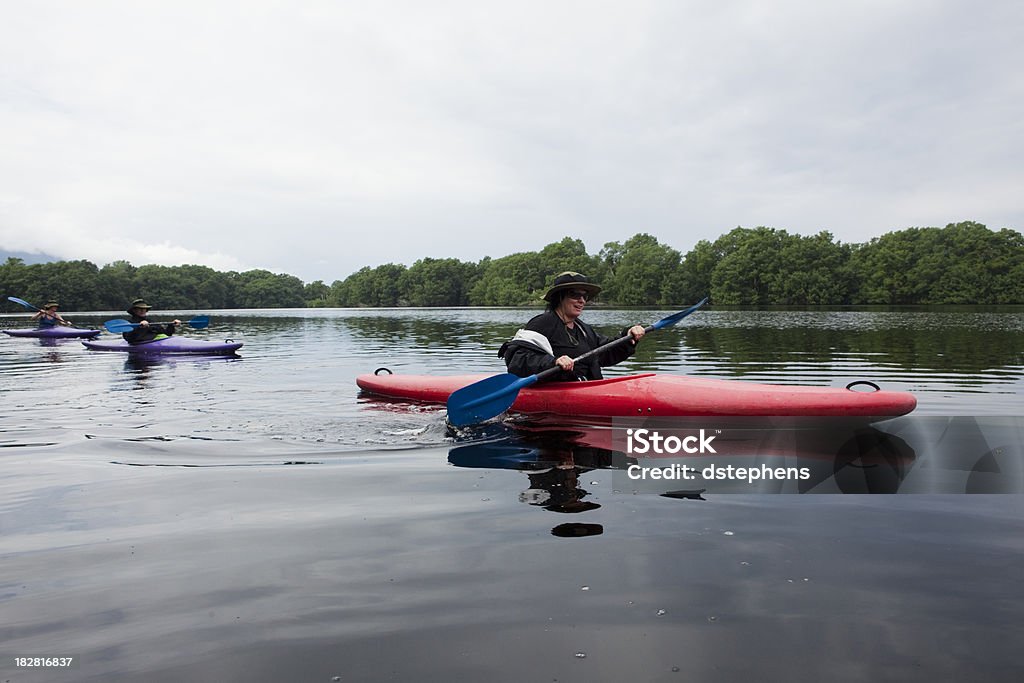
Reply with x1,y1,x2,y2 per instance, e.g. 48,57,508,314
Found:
1,1,1021,283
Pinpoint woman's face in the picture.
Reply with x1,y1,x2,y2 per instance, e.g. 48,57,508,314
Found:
557,289,590,320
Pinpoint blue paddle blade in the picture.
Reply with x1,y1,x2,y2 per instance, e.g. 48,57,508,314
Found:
103,319,134,333
187,316,210,329
650,297,709,330
7,296,38,311
447,373,538,427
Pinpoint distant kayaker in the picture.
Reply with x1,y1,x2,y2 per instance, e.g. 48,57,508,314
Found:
122,299,181,344
32,301,71,328
499,272,645,381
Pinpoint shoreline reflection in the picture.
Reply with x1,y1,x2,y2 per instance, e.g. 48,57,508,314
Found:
450,413,1024,504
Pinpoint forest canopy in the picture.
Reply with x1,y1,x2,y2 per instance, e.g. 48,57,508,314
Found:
3,221,1022,310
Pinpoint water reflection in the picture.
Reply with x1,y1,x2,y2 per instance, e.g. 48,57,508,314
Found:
828,427,916,494
123,354,167,376
119,353,242,375
449,430,625,538
336,308,1024,376
680,324,1024,379
449,413,1024,508
885,416,1024,494
519,465,600,513
550,522,604,537
446,418,918,538
341,315,480,346
450,437,627,513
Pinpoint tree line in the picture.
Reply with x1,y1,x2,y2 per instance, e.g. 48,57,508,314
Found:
3,221,1022,311
0,261,308,311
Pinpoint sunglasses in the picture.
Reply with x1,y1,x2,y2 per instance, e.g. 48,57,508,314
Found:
565,290,591,302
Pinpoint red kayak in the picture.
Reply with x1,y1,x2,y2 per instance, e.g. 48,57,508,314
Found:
356,372,917,419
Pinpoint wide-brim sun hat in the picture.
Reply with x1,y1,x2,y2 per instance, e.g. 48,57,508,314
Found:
43,301,59,309
543,272,602,302
130,299,152,310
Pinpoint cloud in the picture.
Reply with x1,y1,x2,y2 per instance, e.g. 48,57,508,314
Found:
1,1,1021,282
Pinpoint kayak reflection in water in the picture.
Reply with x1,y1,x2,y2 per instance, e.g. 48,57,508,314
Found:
122,298,181,345
499,272,646,382
32,301,71,328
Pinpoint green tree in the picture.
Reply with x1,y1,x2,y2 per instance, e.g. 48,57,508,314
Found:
400,258,479,306
1,257,29,310
178,265,231,309
603,233,684,305
134,264,195,309
98,260,138,310
468,252,546,305
232,270,306,308
929,222,1024,304
27,260,103,310
304,280,331,307
538,237,603,282
675,239,718,303
775,231,852,304
988,228,1024,303
468,237,604,306
709,227,789,305
331,264,408,306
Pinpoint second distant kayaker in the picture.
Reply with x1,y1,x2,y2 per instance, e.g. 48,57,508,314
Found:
499,272,645,382
122,299,181,344
32,301,71,328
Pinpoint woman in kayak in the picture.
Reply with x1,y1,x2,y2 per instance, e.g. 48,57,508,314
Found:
31,301,71,328
122,299,181,344
500,272,645,381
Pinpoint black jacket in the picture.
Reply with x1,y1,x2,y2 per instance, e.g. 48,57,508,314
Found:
499,310,636,382
122,311,177,344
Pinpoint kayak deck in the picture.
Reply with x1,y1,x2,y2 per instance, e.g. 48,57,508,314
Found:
356,372,917,419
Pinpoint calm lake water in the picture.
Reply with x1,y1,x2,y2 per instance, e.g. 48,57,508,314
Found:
2,307,1023,681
